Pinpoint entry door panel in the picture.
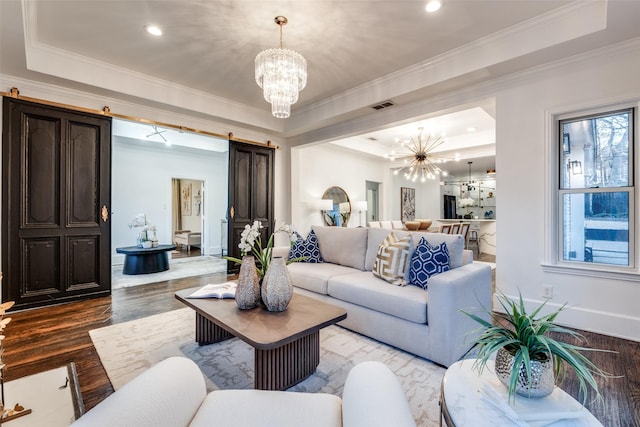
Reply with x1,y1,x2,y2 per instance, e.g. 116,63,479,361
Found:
228,142,274,273
2,98,111,309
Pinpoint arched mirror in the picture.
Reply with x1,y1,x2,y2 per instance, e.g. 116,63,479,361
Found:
322,186,351,226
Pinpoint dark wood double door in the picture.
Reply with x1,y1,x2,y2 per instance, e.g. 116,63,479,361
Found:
227,141,275,273
2,98,112,309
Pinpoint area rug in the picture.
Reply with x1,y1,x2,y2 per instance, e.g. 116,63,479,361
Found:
111,256,227,289
90,308,446,426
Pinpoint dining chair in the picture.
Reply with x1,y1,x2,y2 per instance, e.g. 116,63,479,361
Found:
439,224,452,234
391,220,405,230
459,223,470,241
451,223,461,234
467,229,480,257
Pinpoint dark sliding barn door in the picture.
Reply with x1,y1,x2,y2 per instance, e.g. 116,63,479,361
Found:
2,98,112,309
227,141,275,273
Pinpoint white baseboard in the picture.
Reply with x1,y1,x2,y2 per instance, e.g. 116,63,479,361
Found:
493,294,640,343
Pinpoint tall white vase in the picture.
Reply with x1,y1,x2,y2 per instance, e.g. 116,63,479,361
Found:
261,257,293,312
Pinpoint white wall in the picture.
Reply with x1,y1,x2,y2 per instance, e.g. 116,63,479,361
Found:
494,41,640,341
390,174,441,222
291,144,390,234
111,137,228,263
291,143,443,234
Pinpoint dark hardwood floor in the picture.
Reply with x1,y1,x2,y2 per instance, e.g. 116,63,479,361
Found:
2,272,229,411
2,260,639,426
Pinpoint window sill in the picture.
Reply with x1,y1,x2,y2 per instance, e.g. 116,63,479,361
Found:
541,262,640,282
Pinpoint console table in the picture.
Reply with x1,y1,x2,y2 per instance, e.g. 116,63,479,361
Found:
440,360,602,426
115,244,176,275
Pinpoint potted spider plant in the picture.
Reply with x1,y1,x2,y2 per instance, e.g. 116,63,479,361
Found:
462,291,614,404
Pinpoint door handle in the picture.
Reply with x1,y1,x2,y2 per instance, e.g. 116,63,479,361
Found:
230,206,235,219
101,205,109,222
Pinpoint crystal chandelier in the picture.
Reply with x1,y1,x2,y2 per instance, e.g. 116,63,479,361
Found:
390,127,450,183
255,16,307,119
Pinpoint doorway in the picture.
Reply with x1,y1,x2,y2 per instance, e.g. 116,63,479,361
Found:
172,178,204,258
366,181,380,224
110,119,229,278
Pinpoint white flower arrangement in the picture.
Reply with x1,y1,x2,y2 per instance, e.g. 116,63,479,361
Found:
226,221,299,279
128,213,156,244
128,213,149,228
458,197,475,208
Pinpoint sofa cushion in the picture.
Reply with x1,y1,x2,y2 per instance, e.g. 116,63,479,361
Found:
409,238,450,289
372,232,413,285
312,226,368,271
327,271,428,324
190,389,342,427
287,262,358,295
289,229,323,263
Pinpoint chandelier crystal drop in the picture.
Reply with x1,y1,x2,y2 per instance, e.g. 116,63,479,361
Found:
390,127,450,183
255,16,307,119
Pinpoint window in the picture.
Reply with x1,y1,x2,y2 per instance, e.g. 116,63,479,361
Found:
559,108,634,267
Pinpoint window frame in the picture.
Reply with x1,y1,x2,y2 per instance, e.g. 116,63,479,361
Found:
545,103,638,277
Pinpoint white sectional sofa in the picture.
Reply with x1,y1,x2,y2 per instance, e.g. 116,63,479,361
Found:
279,225,492,367
71,357,416,427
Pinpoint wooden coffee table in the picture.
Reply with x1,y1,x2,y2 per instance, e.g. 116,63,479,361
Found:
175,289,347,390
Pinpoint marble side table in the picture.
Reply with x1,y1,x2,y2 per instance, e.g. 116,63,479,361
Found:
440,360,603,427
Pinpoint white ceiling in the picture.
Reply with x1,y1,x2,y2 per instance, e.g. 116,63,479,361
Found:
2,0,639,164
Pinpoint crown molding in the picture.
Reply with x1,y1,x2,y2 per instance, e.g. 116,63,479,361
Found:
20,0,283,133
284,0,607,133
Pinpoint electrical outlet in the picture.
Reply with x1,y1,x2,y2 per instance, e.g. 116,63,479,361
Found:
542,285,553,299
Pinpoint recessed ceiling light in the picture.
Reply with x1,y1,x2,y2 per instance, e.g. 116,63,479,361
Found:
467,127,476,132
144,25,163,36
425,0,443,13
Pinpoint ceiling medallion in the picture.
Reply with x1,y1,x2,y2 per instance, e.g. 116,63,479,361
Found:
255,16,307,119
390,127,450,183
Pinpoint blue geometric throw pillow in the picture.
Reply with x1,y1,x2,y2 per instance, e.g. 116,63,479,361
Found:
288,229,323,263
409,237,450,289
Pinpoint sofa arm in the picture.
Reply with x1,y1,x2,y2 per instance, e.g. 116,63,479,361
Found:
71,357,206,427
426,262,492,366
342,361,416,427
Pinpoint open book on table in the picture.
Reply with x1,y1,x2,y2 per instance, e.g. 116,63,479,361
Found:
186,282,237,299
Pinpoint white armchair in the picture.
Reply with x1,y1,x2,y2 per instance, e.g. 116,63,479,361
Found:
71,357,416,427
174,230,201,254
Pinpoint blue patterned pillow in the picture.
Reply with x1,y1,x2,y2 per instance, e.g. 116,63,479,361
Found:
289,229,323,263
409,237,450,289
